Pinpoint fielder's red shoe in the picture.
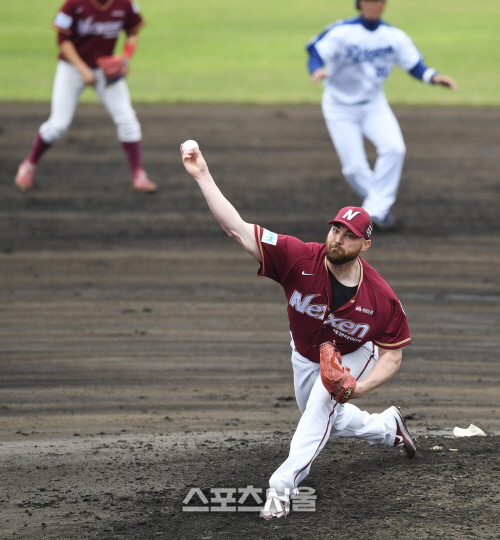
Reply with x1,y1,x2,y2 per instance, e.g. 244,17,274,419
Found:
131,169,157,193
15,160,36,192
390,405,417,459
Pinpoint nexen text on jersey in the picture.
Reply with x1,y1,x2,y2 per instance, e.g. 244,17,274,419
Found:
289,290,370,341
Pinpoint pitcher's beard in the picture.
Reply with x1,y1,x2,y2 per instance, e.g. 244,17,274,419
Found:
326,243,361,265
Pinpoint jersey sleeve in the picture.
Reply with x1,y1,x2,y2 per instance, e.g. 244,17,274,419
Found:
306,44,324,74
408,59,438,84
313,26,340,65
306,22,335,73
124,1,144,34
255,225,310,285
52,0,78,35
393,29,422,72
373,299,411,350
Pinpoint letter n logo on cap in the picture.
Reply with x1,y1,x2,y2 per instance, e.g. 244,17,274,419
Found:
343,210,361,221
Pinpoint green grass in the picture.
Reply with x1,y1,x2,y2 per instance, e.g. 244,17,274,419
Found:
1,0,499,104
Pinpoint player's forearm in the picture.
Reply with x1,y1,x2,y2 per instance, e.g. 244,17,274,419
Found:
195,172,261,260
408,60,457,90
352,348,402,398
123,34,139,59
59,40,89,72
197,172,243,233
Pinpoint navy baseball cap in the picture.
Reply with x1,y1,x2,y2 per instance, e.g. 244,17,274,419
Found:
328,206,373,239
356,0,386,8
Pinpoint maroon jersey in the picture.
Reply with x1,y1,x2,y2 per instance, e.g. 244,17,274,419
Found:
52,0,144,67
255,225,411,363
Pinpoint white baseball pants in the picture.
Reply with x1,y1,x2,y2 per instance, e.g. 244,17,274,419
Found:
39,60,141,144
322,92,406,222
269,341,398,496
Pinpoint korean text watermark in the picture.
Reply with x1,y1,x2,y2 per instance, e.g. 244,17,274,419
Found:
182,486,316,513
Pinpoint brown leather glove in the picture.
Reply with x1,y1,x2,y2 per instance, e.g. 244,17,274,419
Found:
319,341,357,404
96,55,129,85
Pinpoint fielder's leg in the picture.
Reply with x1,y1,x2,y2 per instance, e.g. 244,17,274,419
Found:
97,75,157,192
16,60,84,191
360,95,406,225
322,95,372,200
41,60,85,143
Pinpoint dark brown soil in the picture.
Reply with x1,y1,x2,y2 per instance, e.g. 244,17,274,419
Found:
1,103,499,539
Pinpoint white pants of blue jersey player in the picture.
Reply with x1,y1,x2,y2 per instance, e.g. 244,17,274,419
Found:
268,339,399,500
322,92,405,227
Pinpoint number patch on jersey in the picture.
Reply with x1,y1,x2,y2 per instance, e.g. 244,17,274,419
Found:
376,66,388,78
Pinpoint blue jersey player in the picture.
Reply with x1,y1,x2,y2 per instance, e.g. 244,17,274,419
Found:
306,0,456,230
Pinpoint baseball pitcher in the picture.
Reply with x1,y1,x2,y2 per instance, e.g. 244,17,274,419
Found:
181,142,417,521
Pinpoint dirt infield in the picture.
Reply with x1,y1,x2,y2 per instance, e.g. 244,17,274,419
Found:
1,103,499,539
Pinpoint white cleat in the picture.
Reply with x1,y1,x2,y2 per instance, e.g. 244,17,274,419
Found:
259,488,290,520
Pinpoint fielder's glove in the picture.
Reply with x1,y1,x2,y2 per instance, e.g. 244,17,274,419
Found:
96,55,129,85
319,341,356,404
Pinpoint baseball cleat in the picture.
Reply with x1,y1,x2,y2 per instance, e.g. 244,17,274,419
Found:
390,405,417,459
372,213,401,233
15,160,36,192
259,488,290,520
131,169,158,193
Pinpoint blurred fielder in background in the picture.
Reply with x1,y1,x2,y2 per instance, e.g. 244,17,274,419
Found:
306,0,456,230
15,0,157,194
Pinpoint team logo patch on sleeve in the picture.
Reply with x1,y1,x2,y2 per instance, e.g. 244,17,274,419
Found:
261,229,278,246
54,11,73,29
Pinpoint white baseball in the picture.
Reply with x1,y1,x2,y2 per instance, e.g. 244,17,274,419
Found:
182,139,199,153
